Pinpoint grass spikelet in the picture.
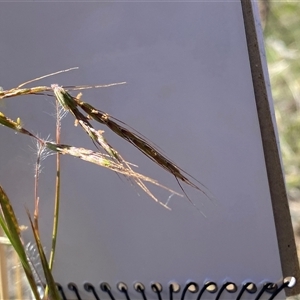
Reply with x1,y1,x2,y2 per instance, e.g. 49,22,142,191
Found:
44,142,182,209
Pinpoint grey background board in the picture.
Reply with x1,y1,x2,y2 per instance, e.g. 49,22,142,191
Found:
0,1,297,299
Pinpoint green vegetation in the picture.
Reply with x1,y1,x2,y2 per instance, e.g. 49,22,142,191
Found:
263,2,300,201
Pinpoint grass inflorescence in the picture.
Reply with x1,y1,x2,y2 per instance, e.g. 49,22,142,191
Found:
0,68,210,299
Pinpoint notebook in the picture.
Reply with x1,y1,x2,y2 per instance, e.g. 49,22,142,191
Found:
0,1,298,299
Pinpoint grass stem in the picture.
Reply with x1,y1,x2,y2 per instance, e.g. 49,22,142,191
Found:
49,101,62,271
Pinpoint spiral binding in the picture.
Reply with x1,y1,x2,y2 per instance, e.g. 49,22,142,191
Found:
53,279,294,300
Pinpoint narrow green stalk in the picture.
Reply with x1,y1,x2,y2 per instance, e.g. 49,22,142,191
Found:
27,210,60,300
33,147,42,234
48,102,61,271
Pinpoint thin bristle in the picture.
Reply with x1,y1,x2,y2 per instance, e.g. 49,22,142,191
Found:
17,67,78,88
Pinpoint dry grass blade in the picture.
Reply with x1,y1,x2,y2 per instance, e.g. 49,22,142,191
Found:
0,107,179,209
51,84,121,161
0,67,125,100
0,85,51,100
45,142,182,209
18,67,78,88
0,67,78,100
1,68,210,210
51,85,180,209
72,96,212,203
64,81,127,91
0,112,40,140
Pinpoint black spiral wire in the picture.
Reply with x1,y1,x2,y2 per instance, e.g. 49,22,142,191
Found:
55,279,294,300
